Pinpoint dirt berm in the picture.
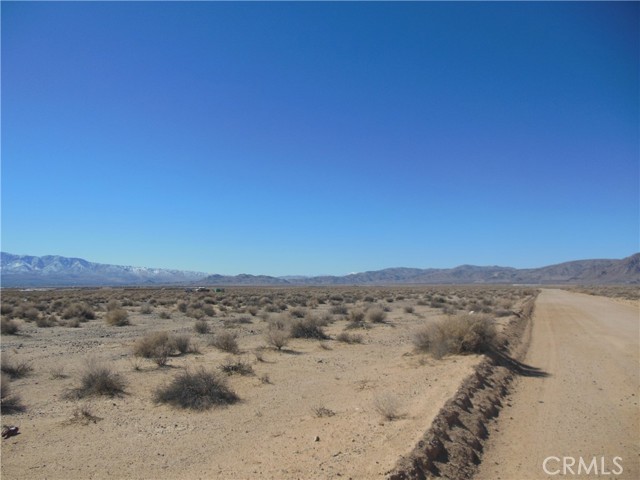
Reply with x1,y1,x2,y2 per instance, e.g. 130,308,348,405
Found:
387,294,538,479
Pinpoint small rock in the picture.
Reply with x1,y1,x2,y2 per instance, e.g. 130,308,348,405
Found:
314,436,320,442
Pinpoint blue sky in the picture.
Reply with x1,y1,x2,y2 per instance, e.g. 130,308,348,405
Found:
2,2,638,276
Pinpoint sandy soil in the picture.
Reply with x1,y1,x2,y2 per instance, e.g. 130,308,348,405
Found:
0,289,503,480
474,289,640,480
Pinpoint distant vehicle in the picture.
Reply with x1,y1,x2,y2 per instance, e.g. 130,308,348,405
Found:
215,288,225,293
195,287,210,292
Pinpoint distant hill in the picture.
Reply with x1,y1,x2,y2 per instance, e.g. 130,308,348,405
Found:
2,252,638,287
0,253,207,287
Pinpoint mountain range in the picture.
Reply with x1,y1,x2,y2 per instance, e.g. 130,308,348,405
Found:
1,252,638,287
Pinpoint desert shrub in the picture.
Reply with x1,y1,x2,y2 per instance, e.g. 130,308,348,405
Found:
220,359,254,376
413,314,496,359
1,356,33,379
348,309,366,323
336,332,364,344
374,393,402,421
171,335,191,355
289,307,307,318
330,305,348,315
1,304,14,317
1,318,19,335
366,307,387,323
177,301,188,313
153,368,239,410
64,318,81,328
404,306,415,314
134,332,174,366
313,405,336,417
65,361,126,399
105,308,129,326
202,305,216,317
265,328,290,351
140,303,153,314
1,373,25,414
186,307,205,320
159,311,171,319
290,317,328,340
106,299,122,311
62,302,96,321
194,320,210,334
247,306,259,316
210,332,240,354
36,315,57,328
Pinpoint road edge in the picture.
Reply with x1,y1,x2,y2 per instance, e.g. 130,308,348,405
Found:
386,292,539,479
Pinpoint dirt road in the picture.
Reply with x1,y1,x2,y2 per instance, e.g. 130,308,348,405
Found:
475,289,639,479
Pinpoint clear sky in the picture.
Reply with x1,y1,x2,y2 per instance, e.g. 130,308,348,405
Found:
2,2,638,276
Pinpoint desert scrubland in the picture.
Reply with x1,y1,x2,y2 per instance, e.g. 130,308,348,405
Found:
0,285,537,479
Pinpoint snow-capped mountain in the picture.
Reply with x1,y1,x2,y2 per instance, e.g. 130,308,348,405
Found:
1,253,208,287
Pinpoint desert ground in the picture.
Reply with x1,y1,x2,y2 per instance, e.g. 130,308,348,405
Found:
474,288,639,480
2,285,636,479
1,285,532,479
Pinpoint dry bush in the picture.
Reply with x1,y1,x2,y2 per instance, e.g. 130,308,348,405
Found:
366,307,387,324
153,368,239,410
220,358,254,376
1,373,25,414
265,328,290,351
62,302,96,321
139,303,153,314
210,332,240,354
159,311,171,319
290,317,328,340
313,405,336,417
170,335,192,355
36,315,57,328
193,319,210,334
1,318,19,335
404,305,415,314
1,356,33,379
336,332,364,344
413,313,496,359
134,332,174,366
105,308,129,326
330,305,348,315
373,393,402,421
65,361,126,399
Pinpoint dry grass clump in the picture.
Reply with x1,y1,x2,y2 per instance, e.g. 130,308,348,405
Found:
65,361,126,399
105,308,129,326
1,356,33,379
336,332,364,344
193,319,210,334
366,307,387,324
1,373,26,414
153,368,239,410
62,302,96,321
220,358,254,376
313,405,336,417
265,328,290,351
210,332,240,354
413,313,496,359
1,318,19,335
133,331,194,366
373,393,403,421
290,317,329,340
